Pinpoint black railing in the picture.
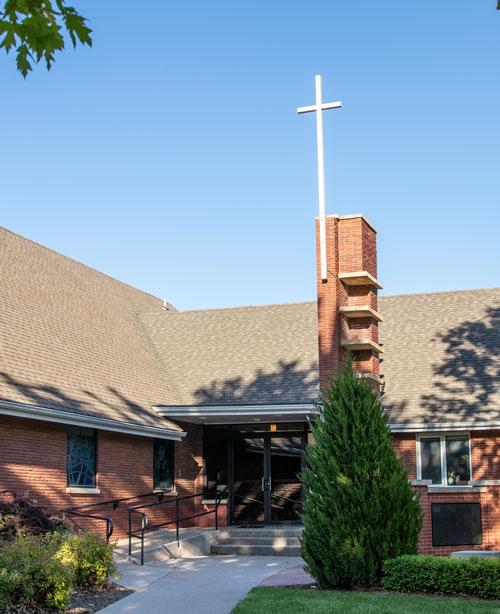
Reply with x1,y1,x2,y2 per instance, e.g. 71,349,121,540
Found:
128,491,223,565
61,492,165,543
62,509,114,542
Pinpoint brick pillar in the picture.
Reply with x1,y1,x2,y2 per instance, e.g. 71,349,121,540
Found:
316,214,383,388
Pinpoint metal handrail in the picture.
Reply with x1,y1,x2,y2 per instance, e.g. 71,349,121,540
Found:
61,491,164,513
60,492,164,544
62,509,114,543
128,491,223,565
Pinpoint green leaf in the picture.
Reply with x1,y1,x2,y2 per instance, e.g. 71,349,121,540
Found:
0,20,18,52
16,43,32,77
1,0,92,76
63,11,92,47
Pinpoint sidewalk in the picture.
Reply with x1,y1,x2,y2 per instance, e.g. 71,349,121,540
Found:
101,555,305,614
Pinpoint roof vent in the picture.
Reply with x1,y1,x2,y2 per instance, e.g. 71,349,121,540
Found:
163,299,169,312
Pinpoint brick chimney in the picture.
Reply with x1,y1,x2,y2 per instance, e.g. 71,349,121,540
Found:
316,214,383,388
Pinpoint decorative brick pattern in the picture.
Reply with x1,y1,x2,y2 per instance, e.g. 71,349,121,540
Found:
316,215,380,387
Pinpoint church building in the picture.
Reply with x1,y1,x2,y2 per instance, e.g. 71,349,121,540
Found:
1,214,499,556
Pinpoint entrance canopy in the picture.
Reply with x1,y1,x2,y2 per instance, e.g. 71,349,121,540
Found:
153,403,318,425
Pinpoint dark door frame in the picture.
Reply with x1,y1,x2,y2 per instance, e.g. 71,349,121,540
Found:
229,429,306,525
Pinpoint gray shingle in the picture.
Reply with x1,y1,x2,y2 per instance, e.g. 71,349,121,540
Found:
140,303,319,406
379,288,500,425
0,227,183,432
2,225,498,428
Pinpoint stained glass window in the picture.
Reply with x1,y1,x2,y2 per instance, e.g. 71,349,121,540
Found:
67,427,96,487
154,439,174,490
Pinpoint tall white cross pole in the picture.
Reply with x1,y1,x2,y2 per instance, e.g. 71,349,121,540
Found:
298,75,342,280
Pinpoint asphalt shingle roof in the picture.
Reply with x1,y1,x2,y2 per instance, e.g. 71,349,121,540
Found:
0,227,183,432
140,303,319,406
379,288,500,425
2,226,499,428
143,288,500,425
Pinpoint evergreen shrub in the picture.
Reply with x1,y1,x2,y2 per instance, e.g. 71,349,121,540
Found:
382,554,500,599
300,357,423,588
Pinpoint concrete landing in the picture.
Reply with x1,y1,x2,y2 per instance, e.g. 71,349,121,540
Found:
114,527,217,564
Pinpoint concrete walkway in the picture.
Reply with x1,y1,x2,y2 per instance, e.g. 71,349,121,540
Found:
101,555,304,614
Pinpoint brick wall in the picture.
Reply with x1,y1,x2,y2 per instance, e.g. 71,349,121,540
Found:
0,415,216,541
393,430,500,555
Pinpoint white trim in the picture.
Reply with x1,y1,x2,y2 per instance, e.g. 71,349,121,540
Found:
153,403,317,418
416,433,472,486
66,487,101,495
390,421,500,433
427,485,486,494
0,399,186,440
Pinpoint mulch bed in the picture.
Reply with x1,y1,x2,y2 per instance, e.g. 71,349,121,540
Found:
4,580,135,614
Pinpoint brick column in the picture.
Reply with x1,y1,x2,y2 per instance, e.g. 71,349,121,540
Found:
316,214,383,388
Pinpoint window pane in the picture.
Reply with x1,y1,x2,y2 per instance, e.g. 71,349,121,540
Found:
445,436,470,483
67,427,96,487
154,439,174,489
204,426,228,497
420,438,442,484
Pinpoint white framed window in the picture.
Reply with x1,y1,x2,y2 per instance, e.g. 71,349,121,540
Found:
416,434,471,485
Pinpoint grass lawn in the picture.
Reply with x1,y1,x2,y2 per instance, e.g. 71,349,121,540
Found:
231,587,500,614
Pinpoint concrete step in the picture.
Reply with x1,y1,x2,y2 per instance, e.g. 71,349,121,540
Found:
217,528,303,539
213,536,300,547
211,544,302,557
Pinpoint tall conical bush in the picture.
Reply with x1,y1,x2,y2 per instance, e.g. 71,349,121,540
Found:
300,356,422,588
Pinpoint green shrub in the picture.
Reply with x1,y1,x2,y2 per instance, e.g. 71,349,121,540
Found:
382,554,500,599
0,533,73,610
55,532,117,587
0,531,117,610
300,357,422,589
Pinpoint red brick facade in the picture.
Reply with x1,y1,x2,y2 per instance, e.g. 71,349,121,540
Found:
0,415,224,541
392,431,500,555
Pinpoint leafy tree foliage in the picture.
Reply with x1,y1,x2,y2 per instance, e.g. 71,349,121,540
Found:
300,357,423,589
0,1,91,77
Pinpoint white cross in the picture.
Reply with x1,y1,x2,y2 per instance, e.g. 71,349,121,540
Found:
298,75,342,281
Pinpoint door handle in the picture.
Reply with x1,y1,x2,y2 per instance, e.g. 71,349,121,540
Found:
261,477,265,491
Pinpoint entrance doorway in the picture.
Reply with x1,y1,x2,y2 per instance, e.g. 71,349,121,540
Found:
231,429,305,524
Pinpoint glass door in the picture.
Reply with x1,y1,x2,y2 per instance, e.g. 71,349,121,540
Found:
232,435,266,523
269,434,304,522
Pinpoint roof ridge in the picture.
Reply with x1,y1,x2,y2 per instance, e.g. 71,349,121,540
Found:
173,300,317,314
380,287,500,299
0,226,176,311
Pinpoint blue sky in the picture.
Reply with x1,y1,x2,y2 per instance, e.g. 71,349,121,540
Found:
1,1,499,310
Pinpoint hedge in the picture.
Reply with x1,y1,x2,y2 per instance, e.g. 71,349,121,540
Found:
381,554,500,599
